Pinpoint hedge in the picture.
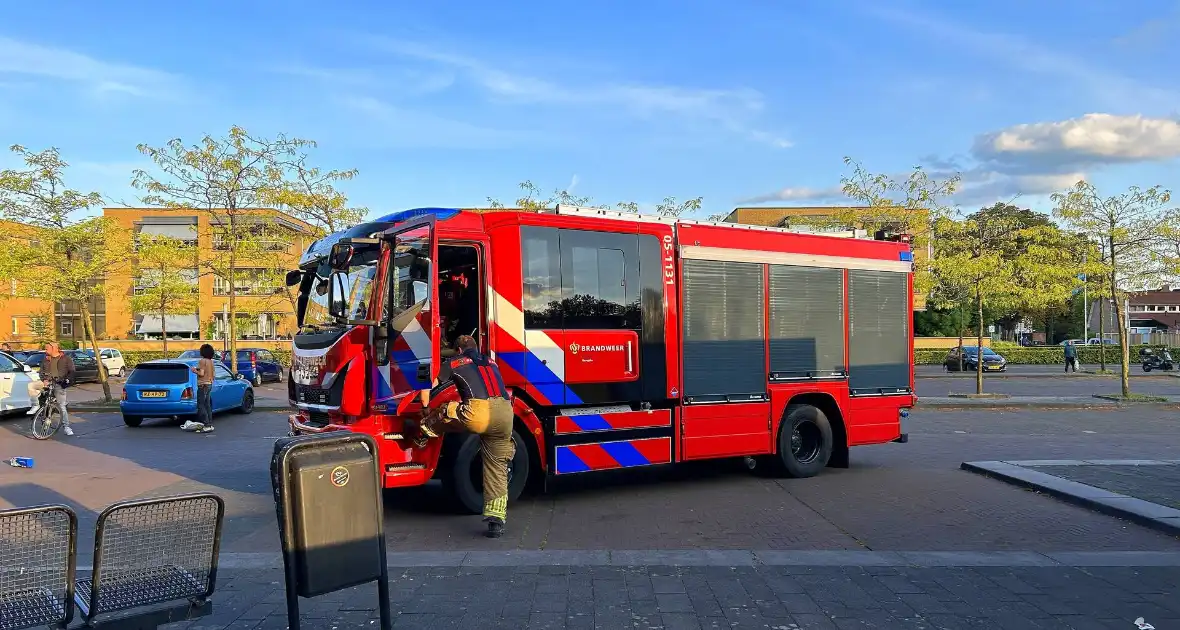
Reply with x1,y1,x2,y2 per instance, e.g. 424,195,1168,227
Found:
917,345,1161,366
121,348,292,368
113,346,1152,369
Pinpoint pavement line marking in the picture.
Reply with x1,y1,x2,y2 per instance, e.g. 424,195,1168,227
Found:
67,550,1180,571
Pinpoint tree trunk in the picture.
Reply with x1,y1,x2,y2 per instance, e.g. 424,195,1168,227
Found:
1110,270,1130,397
161,307,169,356
228,214,238,375
957,323,964,372
976,285,984,395
80,303,111,402
1098,299,1105,370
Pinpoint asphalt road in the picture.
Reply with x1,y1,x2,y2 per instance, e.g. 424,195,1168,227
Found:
3,404,1180,561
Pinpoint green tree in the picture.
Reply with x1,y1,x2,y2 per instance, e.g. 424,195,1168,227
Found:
129,234,198,355
0,145,130,401
1052,181,1172,396
933,214,1089,393
134,126,310,374
27,309,53,346
805,157,961,298
264,147,366,236
487,180,594,211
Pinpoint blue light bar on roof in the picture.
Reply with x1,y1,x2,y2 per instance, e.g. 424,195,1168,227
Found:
370,207,460,224
899,251,914,262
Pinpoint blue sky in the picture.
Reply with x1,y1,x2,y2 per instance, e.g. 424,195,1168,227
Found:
1,0,1179,220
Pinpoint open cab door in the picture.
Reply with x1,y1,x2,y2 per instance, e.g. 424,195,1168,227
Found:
373,216,439,409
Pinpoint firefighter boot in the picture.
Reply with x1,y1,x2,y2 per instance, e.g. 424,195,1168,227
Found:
484,517,504,539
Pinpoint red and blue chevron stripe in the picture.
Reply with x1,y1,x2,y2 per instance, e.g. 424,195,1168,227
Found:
555,409,673,434
554,437,672,475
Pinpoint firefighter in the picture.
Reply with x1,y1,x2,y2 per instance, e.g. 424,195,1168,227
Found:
419,335,515,538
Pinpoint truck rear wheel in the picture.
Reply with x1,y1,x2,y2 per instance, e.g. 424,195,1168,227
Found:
767,404,834,478
443,430,530,515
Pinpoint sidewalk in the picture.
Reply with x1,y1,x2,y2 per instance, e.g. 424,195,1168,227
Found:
154,552,1180,628
964,459,1180,537
919,395,1180,408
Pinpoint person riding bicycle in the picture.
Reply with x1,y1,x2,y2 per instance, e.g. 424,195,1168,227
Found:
27,342,76,436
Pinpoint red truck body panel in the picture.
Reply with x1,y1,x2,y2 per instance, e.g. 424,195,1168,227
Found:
288,206,914,490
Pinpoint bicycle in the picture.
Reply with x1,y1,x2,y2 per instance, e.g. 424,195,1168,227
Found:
29,379,66,440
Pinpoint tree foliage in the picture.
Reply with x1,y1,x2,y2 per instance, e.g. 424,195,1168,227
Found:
133,126,311,372
0,145,130,401
487,180,593,211
1052,181,1172,395
932,210,1093,393
129,234,199,355
262,146,366,236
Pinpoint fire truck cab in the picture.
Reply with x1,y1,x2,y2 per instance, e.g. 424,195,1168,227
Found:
288,206,914,514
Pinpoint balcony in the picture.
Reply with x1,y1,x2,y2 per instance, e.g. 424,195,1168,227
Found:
212,239,291,252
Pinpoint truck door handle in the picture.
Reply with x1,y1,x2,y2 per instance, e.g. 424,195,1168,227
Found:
626,341,634,374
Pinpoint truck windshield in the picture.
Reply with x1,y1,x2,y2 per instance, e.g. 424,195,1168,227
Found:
300,247,380,328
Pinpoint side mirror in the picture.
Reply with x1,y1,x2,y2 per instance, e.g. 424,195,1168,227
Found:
329,243,353,271
328,272,349,319
234,372,244,380
285,269,303,287
22,364,32,373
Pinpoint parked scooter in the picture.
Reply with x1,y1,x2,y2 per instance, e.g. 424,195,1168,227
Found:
1140,347,1175,372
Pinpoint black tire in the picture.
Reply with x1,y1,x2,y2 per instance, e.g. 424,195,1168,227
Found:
29,406,63,440
771,404,834,478
1144,364,1152,372
443,430,530,515
238,390,255,414
252,374,263,387
122,415,143,428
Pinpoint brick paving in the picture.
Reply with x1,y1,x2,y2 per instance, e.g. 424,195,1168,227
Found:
7,408,1180,557
1048,464,1180,510
156,564,1180,629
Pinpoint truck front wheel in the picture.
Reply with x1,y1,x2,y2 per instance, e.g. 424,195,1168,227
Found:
443,430,531,515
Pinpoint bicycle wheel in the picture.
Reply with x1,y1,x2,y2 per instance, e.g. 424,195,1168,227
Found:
29,404,62,440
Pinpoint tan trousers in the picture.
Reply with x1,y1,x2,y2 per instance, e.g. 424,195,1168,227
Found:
436,397,515,522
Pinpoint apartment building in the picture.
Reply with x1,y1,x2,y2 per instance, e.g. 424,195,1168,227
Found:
102,208,315,341
723,206,929,311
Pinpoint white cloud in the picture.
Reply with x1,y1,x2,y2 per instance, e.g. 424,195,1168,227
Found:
737,185,843,205
973,113,1180,164
0,36,181,99
566,174,579,193
363,37,791,148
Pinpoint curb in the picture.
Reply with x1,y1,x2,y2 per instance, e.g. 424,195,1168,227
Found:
918,398,1180,409
68,549,1180,572
961,460,1180,538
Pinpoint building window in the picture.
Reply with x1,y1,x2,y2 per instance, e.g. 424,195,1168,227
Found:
521,227,561,329
212,270,283,296
60,320,73,337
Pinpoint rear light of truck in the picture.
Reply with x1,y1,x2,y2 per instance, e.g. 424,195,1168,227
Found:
181,387,193,400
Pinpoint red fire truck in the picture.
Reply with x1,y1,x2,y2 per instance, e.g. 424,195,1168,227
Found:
287,206,914,513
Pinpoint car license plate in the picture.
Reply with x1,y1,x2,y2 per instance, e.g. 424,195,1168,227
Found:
141,391,167,398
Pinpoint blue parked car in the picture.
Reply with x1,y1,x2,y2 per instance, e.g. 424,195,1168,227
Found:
120,359,254,427
176,348,284,386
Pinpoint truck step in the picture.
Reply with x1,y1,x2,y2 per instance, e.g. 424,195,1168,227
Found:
385,463,427,472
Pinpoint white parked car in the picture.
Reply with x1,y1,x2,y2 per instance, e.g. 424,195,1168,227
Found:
0,351,36,414
99,348,127,377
